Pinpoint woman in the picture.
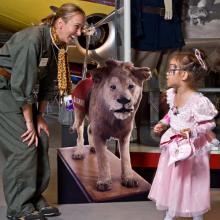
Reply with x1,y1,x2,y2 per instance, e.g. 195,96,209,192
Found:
0,3,85,220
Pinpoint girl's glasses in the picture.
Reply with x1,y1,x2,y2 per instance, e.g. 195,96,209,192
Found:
167,68,182,75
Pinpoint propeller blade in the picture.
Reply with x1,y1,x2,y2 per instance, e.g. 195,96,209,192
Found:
94,7,124,29
81,34,91,80
80,8,123,76
49,5,58,13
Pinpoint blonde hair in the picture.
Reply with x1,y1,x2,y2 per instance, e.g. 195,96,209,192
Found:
41,3,85,26
170,50,209,88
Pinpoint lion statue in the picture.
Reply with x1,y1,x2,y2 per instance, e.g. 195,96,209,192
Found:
71,59,151,191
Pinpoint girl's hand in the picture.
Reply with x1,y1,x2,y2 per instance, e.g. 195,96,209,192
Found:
21,121,38,147
153,123,166,135
180,128,191,139
37,116,49,137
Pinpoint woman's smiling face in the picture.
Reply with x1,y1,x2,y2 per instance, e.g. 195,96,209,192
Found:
56,13,85,44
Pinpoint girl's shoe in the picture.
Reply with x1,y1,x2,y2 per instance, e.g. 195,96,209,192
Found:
164,211,175,220
193,215,204,220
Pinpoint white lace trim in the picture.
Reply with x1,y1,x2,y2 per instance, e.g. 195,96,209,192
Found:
166,88,175,108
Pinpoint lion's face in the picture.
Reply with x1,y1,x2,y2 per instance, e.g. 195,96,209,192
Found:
101,75,142,120
90,59,151,120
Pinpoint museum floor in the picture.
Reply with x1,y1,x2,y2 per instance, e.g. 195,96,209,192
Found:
0,109,220,220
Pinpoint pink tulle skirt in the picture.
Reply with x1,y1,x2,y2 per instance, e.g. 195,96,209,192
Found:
148,148,210,217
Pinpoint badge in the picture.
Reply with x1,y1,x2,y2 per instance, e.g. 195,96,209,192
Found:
64,95,74,111
39,58,48,67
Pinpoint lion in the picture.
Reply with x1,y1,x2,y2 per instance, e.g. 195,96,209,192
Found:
71,59,151,191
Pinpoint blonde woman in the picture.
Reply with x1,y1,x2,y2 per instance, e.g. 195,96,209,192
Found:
0,3,85,220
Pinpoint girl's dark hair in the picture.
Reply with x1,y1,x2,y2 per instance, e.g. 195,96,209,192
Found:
170,49,209,88
41,3,85,26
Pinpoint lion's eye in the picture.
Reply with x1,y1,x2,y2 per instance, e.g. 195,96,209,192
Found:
110,85,116,90
128,84,134,90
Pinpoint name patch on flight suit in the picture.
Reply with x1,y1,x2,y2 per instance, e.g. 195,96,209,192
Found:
39,58,48,67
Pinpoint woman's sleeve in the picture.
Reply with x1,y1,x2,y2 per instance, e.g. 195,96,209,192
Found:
8,31,41,108
191,95,218,137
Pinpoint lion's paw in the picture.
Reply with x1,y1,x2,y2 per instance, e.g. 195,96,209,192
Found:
72,153,84,160
72,149,84,160
121,177,138,188
96,180,112,191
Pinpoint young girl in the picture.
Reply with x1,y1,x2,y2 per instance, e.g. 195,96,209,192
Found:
148,49,219,220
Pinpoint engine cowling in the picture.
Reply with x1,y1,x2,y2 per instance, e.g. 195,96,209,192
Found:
75,13,116,66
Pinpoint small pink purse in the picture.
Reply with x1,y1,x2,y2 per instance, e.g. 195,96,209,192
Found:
168,133,195,166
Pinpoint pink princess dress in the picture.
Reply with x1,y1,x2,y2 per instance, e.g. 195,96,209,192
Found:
148,88,219,218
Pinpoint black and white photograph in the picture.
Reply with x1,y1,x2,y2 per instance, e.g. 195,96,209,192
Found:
183,0,220,38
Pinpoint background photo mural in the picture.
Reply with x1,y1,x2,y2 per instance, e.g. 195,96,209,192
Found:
183,0,220,38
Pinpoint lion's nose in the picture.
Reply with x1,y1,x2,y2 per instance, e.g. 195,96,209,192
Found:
117,97,130,105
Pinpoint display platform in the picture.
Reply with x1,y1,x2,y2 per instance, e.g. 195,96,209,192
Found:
57,146,150,204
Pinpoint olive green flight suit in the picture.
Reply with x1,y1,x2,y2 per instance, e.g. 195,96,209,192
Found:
0,24,57,218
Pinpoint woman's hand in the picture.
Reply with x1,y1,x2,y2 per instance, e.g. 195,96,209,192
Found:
37,115,49,137
21,121,38,147
180,128,191,139
153,123,167,135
